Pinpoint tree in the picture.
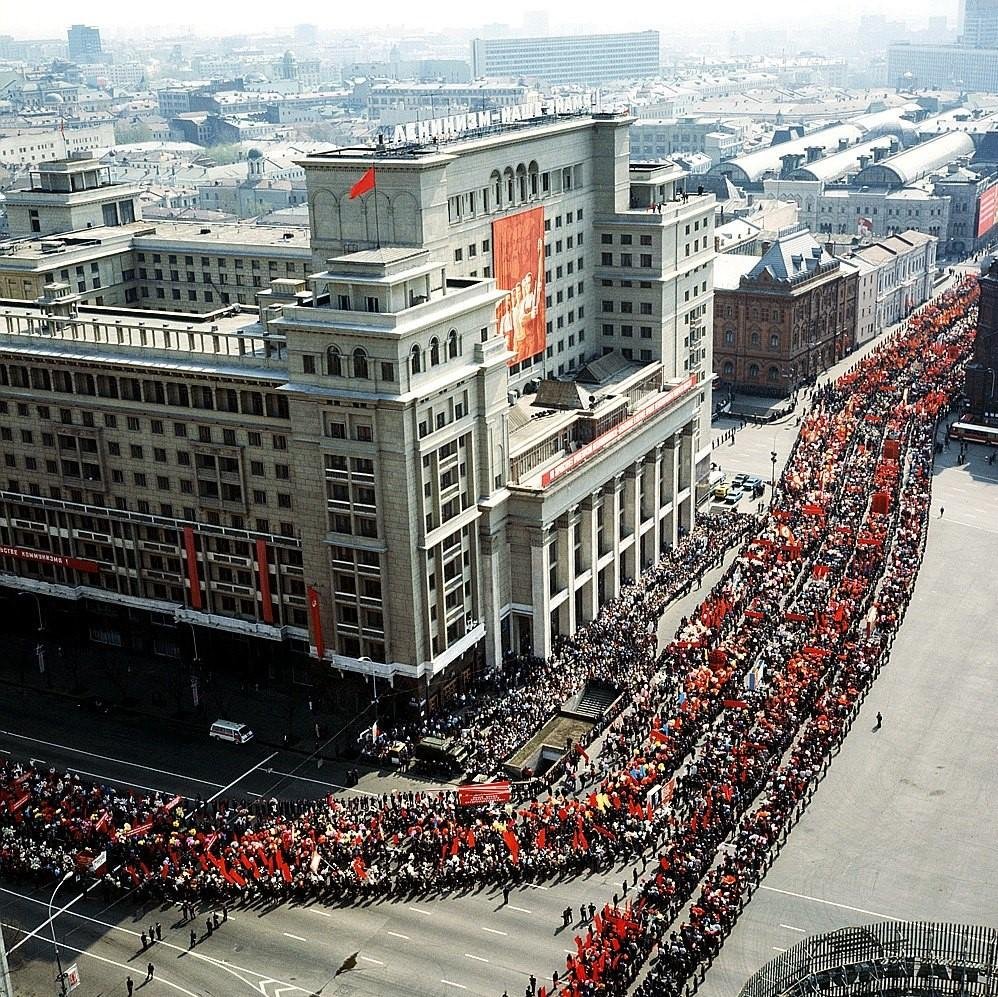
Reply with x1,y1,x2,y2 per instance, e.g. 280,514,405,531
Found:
114,121,152,145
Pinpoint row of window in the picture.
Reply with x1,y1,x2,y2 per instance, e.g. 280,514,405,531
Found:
0,364,290,420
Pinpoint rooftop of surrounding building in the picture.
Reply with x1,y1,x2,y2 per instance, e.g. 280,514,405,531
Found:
131,221,311,252
0,223,152,263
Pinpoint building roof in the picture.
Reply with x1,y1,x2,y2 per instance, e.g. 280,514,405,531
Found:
131,221,311,252
790,134,901,182
853,130,975,187
745,230,837,282
713,252,758,290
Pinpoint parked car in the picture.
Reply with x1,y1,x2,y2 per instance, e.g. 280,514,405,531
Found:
209,720,255,744
723,490,743,506
713,483,731,499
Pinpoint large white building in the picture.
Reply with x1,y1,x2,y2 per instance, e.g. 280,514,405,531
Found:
471,31,660,84
0,108,715,707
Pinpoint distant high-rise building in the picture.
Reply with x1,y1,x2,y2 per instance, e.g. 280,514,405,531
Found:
471,30,660,84
67,23,102,62
960,0,998,46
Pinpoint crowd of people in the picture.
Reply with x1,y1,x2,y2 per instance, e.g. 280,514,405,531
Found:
359,511,756,777
0,277,979,997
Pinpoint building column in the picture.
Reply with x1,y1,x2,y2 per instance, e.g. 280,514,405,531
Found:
529,526,552,660
581,493,598,625
661,434,680,549
650,444,665,561
678,422,695,536
607,475,625,602
478,526,504,677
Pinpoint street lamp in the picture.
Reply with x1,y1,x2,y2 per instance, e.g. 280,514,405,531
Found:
17,591,44,633
48,870,74,996
770,450,778,496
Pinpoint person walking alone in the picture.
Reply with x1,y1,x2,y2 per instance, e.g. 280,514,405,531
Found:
146,963,155,982
875,711,883,730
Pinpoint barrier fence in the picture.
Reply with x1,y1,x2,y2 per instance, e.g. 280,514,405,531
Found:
738,922,998,997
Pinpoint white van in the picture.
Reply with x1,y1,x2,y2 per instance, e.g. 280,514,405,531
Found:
209,720,255,744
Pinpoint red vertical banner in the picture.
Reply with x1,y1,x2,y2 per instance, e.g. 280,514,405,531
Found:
307,585,325,659
255,539,273,624
183,527,202,610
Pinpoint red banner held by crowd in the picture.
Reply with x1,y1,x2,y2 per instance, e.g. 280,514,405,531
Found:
457,782,512,806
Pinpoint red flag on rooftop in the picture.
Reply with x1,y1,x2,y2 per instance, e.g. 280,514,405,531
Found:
349,167,376,199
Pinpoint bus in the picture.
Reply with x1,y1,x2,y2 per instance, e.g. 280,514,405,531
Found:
948,421,998,446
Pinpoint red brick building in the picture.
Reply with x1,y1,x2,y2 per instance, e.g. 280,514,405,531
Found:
713,231,857,397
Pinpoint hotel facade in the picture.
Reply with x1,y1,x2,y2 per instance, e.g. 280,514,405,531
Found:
0,107,715,709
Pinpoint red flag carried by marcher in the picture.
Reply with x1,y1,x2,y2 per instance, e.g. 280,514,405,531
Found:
349,167,375,199
574,742,590,764
502,829,520,864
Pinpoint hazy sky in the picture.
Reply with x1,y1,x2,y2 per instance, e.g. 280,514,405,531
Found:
6,0,954,39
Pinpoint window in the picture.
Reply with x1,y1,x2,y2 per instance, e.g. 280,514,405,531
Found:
410,345,422,374
303,354,316,374
327,347,342,376
353,349,369,379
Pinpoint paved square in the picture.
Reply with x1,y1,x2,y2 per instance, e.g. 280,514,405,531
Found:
698,440,998,997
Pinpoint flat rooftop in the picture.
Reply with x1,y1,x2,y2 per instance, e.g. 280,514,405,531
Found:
132,221,312,251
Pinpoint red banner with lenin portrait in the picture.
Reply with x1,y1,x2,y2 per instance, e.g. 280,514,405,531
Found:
492,207,545,367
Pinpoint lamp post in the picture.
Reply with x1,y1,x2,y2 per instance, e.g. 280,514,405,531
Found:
17,591,44,633
770,450,778,501
48,870,74,996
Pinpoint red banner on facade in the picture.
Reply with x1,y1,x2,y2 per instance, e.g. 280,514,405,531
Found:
0,544,98,574
182,527,202,610
255,539,273,624
493,206,545,367
307,585,325,658
457,782,512,806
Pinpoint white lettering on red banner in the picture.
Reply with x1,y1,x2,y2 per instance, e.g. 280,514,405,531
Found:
0,545,99,573
457,782,512,806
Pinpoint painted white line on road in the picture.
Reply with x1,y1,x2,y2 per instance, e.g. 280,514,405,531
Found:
309,909,332,917
440,981,468,990
0,748,9,754
0,729,227,787
773,947,787,952
206,751,277,805
360,956,385,965
464,954,489,963
780,924,807,932
481,927,507,936
0,887,314,996
522,882,548,890
283,932,308,942
408,906,433,916
65,766,198,799
1,920,201,997
386,930,410,940
564,949,575,955
508,905,532,914
9,890,85,952
760,885,896,920
263,767,378,797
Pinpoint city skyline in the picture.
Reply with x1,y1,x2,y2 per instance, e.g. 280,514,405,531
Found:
3,0,957,40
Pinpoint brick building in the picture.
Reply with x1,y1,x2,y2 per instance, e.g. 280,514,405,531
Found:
712,230,857,396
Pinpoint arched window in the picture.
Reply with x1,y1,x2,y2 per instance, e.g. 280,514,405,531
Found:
410,345,421,374
504,167,515,204
429,337,440,366
447,329,459,359
722,360,735,377
516,163,527,201
326,346,342,376
768,365,781,382
528,160,539,197
769,333,780,349
353,348,369,380
748,363,760,380
750,331,760,347
490,170,501,209
723,329,735,345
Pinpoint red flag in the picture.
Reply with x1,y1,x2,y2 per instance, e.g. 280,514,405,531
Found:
649,728,670,744
502,829,520,864
574,742,590,764
352,856,368,880
723,699,749,709
349,167,376,199
535,827,547,849
450,837,460,857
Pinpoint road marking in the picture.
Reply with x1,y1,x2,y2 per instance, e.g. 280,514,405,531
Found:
760,885,896,920
0,887,314,995
0,748,9,754
0,729,226,787
440,981,468,990
773,946,787,952
464,954,489,963
1,921,201,997
523,882,548,890
206,752,277,805
262,767,378,797
9,890,86,952
780,924,807,932
309,909,332,917
408,906,433,916
64,766,198,799
360,956,384,965
282,932,307,942
508,905,532,914
386,930,410,940
481,927,507,936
